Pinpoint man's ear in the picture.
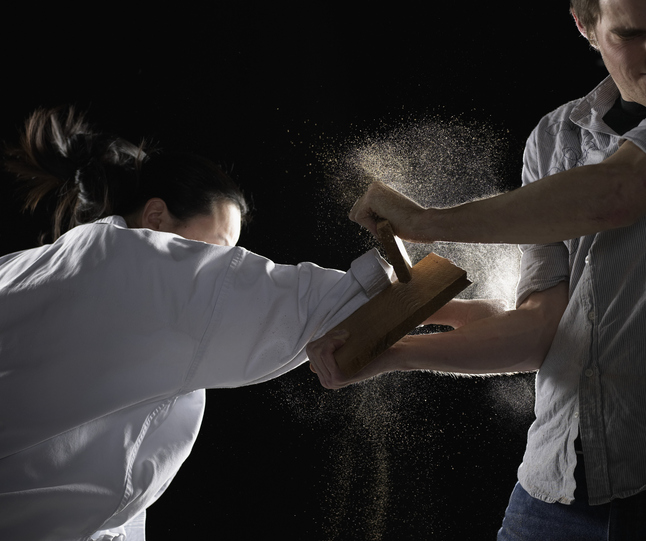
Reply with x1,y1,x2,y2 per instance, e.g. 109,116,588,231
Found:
571,8,598,49
140,198,174,232
572,9,588,38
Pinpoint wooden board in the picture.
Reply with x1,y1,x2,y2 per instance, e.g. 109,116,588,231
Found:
376,220,412,283
331,252,470,377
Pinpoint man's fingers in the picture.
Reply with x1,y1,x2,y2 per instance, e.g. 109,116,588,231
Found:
306,330,350,388
349,180,425,240
349,182,387,233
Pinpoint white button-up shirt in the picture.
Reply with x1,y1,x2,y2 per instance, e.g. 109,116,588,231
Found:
0,216,392,539
516,77,646,505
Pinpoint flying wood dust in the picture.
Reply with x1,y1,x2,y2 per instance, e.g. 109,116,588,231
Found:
316,115,523,305
275,115,535,540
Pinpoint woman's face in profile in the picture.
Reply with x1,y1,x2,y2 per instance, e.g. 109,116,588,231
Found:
172,200,242,246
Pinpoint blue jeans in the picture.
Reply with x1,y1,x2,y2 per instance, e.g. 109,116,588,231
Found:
497,455,646,541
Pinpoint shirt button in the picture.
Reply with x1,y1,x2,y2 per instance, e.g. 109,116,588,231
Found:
574,411,579,418
585,255,591,264
585,369,594,377
588,311,595,321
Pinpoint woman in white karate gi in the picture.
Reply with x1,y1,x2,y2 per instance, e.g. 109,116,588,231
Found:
0,107,393,540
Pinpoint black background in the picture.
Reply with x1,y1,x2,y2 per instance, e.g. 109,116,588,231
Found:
1,3,607,540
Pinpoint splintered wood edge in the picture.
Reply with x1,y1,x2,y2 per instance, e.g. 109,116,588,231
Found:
332,253,471,377
376,220,412,283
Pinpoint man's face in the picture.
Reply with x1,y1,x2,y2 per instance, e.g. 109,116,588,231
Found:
594,0,646,105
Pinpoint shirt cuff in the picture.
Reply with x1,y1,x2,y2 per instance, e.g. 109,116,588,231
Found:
620,120,646,153
350,248,394,298
516,243,569,307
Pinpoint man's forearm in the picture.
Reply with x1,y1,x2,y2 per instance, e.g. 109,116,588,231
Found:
358,283,569,382
352,141,646,245
382,308,550,375
425,156,644,244
423,298,509,329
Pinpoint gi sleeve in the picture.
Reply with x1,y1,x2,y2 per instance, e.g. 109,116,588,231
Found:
185,248,393,389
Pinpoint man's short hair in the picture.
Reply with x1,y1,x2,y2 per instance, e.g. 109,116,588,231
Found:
571,0,602,37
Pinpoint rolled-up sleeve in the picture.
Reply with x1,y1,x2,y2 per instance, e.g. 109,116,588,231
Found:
515,124,570,308
516,243,569,307
621,121,646,153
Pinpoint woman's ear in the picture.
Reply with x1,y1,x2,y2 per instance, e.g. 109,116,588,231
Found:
140,198,174,232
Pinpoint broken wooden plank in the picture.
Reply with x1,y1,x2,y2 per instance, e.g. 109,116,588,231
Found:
331,252,470,377
376,220,412,283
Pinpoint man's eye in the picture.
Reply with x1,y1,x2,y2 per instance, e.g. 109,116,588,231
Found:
616,30,646,41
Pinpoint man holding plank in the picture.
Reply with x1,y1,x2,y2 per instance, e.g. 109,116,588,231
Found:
308,0,646,538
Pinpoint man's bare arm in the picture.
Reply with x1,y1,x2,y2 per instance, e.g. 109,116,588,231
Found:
422,298,509,329
349,141,646,244
308,282,568,389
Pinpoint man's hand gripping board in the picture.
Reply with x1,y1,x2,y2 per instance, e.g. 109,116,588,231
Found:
332,220,471,377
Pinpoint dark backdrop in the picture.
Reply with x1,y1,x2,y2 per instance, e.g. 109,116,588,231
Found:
1,4,607,540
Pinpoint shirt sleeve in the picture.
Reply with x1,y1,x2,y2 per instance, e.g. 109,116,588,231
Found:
620,118,646,152
185,248,393,389
515,126,570,308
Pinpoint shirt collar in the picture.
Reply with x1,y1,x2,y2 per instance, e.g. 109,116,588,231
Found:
570,76,620,135
94,215,128,228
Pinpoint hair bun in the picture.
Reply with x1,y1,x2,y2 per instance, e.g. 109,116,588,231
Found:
4,106,148,240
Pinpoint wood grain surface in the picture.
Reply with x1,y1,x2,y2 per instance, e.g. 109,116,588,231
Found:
333,252,470,377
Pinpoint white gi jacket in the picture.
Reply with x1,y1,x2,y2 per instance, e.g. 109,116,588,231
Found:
0,216,393,540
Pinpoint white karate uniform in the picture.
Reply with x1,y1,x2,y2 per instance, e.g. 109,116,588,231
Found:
0,216,392,540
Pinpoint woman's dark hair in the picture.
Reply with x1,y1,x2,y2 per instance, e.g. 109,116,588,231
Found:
137,151,250,226
4,106,249,240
